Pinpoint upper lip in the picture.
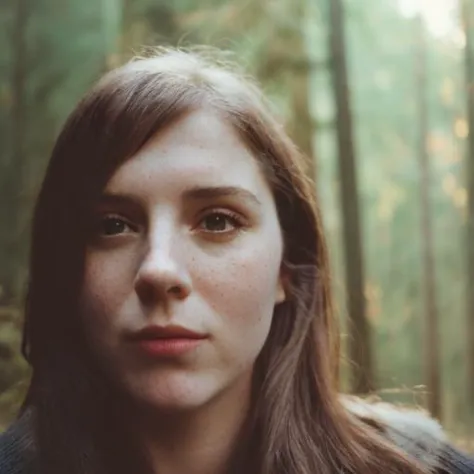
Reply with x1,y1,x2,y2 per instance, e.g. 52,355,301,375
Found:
127,325,207,341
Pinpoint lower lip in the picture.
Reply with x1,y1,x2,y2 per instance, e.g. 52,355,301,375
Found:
136,338,204,357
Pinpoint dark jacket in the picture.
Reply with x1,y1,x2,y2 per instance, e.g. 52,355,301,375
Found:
0,400,473,473
0,410,35,474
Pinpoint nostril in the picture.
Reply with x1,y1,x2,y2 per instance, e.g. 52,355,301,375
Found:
135,279,156,306
166,284,189,299
135,276,189,305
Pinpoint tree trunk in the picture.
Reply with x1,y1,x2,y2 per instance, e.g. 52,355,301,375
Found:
1,0,29,304
12,0,28,203
288,0,317,180
461,0,474,423
119,0,133,58
289,67,317,180
101,0,121,70
327,0,374,394
415,15,442,420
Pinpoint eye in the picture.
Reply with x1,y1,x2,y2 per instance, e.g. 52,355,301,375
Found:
198,211,244,233
98,215,135,236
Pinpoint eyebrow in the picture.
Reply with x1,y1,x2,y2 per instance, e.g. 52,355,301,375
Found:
182,186,262,207
97,193,142,208
98,186,262,207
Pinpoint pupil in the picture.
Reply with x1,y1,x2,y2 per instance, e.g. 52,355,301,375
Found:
206,215,226,231
103,218,124,235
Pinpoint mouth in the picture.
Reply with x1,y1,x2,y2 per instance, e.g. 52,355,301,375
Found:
126,325,208,357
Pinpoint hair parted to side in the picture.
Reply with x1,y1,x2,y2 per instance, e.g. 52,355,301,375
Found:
21,47,428,474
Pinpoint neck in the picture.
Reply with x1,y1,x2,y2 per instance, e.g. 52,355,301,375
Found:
134,375,254,474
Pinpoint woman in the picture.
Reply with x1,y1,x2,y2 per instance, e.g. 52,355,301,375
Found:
0,47,472,474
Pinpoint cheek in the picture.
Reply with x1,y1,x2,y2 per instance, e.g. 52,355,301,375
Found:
80,252,135,342
194,234,283,334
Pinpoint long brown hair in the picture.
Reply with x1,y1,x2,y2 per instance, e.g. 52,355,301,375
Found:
21,47,427,474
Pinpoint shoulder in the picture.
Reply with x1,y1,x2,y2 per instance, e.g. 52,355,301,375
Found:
342,396,474,474
0,410,36,474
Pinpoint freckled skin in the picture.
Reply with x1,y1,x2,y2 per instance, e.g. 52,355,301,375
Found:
80,108,285,413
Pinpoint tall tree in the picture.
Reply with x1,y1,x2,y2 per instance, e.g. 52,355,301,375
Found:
288,54,316,179
286,0,317,180
415,14,441,419
119,0,181,59
2,0,30,305
327,0,374,393
462,0,474,423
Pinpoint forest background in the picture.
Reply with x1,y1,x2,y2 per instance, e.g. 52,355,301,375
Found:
1,0,473,448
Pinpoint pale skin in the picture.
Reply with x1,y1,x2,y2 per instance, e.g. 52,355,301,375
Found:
80,108,286,474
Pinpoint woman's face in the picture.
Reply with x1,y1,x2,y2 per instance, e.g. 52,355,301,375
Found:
80,108,285,412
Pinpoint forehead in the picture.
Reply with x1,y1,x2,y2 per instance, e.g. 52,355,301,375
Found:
105,108,272,199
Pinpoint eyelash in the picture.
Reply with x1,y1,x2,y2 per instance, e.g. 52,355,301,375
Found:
196,209,247,234
94,209,247,238
96,214,137,237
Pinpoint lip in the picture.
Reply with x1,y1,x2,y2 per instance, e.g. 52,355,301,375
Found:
126,325,207,357
128,324,207,341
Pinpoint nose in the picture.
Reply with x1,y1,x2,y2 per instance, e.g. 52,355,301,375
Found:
134,234,192,306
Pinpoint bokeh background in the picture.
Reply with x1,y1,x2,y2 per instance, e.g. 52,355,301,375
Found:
0,0,473,447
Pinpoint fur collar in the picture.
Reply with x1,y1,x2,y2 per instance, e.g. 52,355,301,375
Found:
342,396,447,469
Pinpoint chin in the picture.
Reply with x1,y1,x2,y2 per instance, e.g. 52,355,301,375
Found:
123,372,222,414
